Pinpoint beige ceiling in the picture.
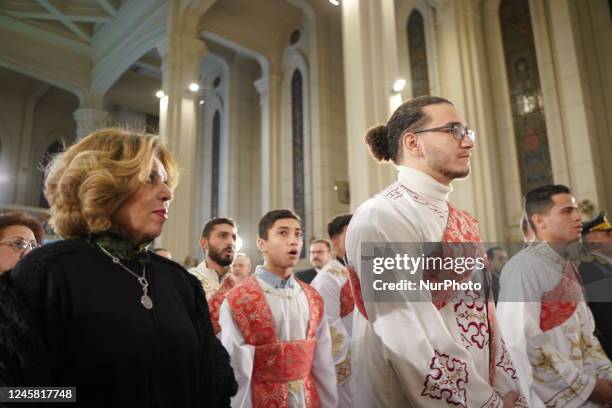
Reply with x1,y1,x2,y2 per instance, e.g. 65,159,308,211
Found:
200,0,304,54
0,0,130,42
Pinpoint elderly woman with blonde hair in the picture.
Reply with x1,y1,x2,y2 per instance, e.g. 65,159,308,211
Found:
0,129,236,406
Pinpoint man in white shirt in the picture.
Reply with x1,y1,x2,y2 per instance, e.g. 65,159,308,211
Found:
346,95,524,407
497,185,612,407
189,217,237,334
219,209,337,408
311,214,355,407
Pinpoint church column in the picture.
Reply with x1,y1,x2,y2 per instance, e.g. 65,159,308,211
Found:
434,0,505,240
73,93,110,140
531,0,606,211
254,75,271,213
156,34,206,262
341,0,399,209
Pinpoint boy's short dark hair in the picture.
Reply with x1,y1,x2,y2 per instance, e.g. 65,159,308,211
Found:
258,209,301,240
327,213,352,239
201,217,236,238
524,184,571,230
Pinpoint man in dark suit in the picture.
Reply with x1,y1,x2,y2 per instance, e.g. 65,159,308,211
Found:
579,211,612,357
296,239,332,284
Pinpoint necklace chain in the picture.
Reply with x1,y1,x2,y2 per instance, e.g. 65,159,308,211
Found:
97,243,154,309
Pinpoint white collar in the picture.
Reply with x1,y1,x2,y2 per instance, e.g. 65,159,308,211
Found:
190,260,221,285
397,165,452,205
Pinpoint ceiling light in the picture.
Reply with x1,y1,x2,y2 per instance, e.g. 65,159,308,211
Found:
155,90,165,98
329,0,340,5
392,79,406,93
199,100,205,105
189,83,200,92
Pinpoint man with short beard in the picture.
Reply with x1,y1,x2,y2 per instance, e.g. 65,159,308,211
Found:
346,96,524,407
189,217,237,334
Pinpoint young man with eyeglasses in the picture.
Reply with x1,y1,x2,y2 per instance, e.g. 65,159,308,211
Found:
345,96,525,407
0,211,44,274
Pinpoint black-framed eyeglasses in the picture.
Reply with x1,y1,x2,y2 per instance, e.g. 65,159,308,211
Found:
0,238,39,252
413,122,476,141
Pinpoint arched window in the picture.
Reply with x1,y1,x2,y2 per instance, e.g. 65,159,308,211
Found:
407,9,430,97
500,0,552,193
39,140,64,208
211,111,221,217
291,69,306,255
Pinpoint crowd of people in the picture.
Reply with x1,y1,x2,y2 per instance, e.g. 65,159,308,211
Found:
0,95,611,407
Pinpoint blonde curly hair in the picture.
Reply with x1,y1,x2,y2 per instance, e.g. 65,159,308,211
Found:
44,128,179,238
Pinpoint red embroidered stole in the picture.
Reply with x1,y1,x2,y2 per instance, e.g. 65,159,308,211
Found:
346,197,498,383
208,276,236,335
347,265,368,320
443,204,497,385
347,200,486,316
339,280,355,318
226,275,323,408
540,260,581,332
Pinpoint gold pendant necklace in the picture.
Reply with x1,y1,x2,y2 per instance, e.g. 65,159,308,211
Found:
97,243,154,310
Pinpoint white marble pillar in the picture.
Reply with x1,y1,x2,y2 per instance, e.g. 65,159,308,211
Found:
530,0,606,210
433,0,506,240
156,33,206,262
254,75,271,214
73,107,110,140
341,0,398,210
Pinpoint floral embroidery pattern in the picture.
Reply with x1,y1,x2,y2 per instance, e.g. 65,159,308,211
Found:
480,392,502,408
454,293,488,350
421,350,469,407
540,274,581,332
227,276,323,407
208,276,235,334
339,280,355,318
495,340,518,380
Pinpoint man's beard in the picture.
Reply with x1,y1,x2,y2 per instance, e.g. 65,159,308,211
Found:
425,147,470,180
208,245,234,267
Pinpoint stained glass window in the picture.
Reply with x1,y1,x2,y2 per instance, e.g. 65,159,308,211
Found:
291,69,306,257
500,0,553,194
211,111,221,217
407,9,430,97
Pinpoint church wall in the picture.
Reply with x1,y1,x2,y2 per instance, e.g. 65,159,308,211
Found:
26,87,78,207
0,70,77,208
570,0,612,214
308,8,350,239
325,11,350,222
482,0,528,241
0,83,30,205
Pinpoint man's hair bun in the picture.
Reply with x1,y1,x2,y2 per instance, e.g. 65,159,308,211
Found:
365,124,391,162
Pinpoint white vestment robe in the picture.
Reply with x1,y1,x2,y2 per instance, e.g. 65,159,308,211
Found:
188,260,226,300
497,242,612,408
311,258,354,407
219,266,338,408
346,166,526,408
